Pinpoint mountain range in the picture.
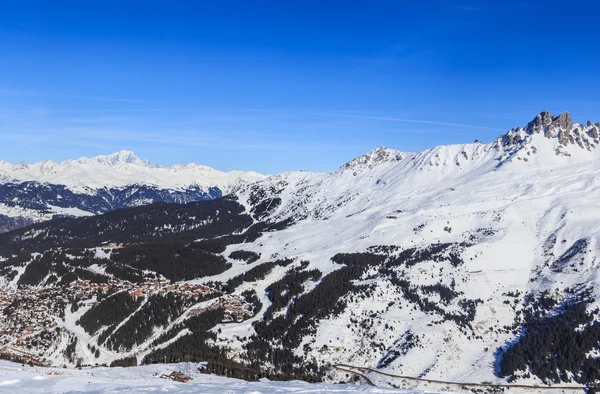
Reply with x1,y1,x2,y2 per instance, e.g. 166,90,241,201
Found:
0,151,265,232
1,110,600,390
0,150,265,190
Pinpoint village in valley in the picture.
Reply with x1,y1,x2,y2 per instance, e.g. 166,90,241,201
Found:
0,276,235,366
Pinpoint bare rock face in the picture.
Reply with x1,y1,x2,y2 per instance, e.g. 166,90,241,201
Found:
499,110,600,158
340,147,406,174
557,111,573,130
523,110,573,138
524,110,554,134
544,111,571,139
500,128,525,147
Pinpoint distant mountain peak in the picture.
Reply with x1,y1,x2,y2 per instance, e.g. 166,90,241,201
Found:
107,150,142,164
78,150,153,167
339,147,409,173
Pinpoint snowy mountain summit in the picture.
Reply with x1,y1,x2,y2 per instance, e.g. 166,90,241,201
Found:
77,150,153,167
497,110,600,165
239,110,600,226
344,111,600,179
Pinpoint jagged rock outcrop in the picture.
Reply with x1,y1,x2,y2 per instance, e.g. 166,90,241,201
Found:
500,110,600,157
524,110,554,134
340,147,408,175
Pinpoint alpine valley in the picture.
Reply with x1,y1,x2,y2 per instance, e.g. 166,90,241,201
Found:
2,111,600,390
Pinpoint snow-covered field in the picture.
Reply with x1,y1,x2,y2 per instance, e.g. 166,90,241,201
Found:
0,361,406,394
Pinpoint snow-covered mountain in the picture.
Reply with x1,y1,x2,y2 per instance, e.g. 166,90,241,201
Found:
239,110,600,225
0,150,265,192
1,111,600,390
0,151,265,231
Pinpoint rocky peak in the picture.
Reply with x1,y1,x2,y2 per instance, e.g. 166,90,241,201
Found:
559,111,573,128
500,110,600,158
524,110,554,134
339,147,408,174
521,110,571,133
554,111,573,132
523,110,573,136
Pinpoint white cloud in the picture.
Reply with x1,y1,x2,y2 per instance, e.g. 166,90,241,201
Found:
321,112,503,131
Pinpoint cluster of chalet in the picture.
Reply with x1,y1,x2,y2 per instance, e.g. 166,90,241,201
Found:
188,294,254,324
155,282,212,299
0,287,14,313
71,278,212,300
220,295,254,323
0,278,215,365
0,286,65,348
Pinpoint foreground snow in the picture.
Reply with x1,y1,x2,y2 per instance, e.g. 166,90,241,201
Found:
0,361,407,394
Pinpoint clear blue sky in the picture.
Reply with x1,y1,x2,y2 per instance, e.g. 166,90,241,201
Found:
0,1,599,173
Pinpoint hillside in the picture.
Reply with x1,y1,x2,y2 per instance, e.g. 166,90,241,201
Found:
1,111,600,389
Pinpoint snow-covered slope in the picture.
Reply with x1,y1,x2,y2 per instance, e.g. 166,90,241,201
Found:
221,110,600,384
239,110,600,225
2,111,600,388
0,150,265,193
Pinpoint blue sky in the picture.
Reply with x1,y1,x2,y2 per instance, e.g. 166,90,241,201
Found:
0,1,599,173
